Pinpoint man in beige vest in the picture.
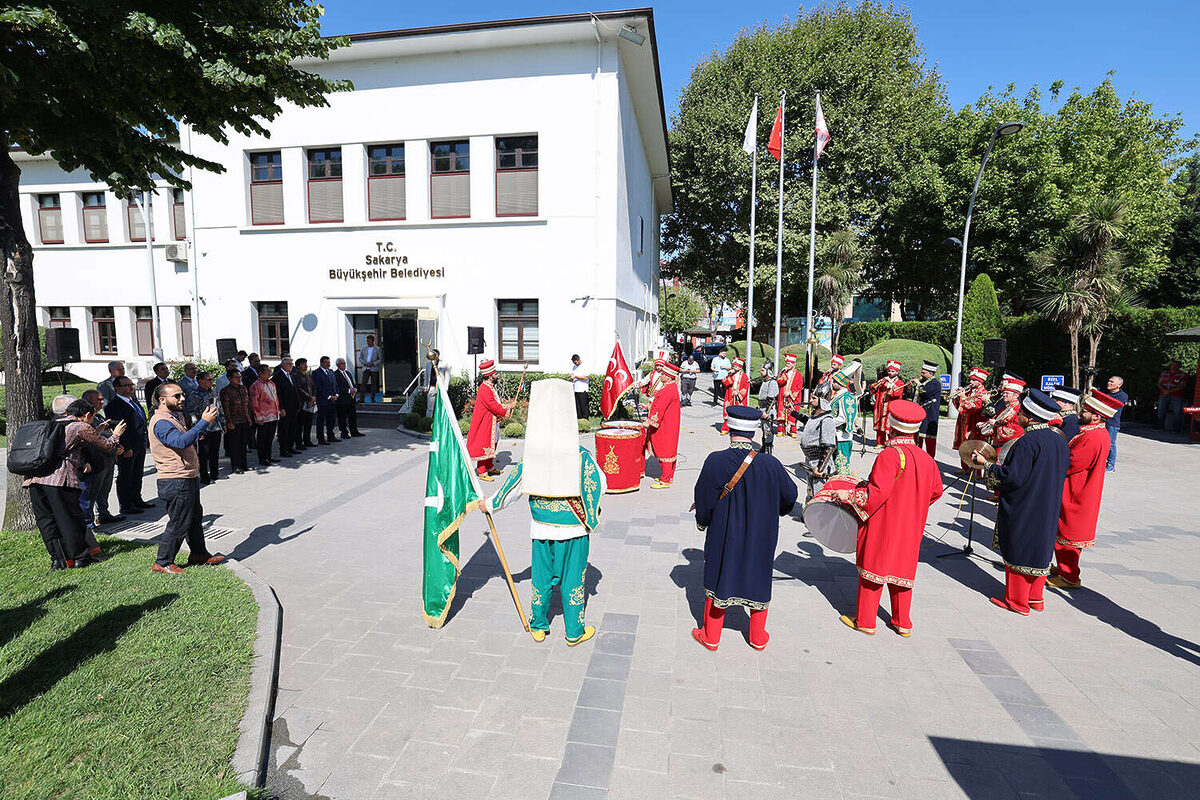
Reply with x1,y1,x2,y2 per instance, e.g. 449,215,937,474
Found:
148,381,226,574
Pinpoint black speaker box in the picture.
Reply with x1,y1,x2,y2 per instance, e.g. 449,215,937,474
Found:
45,327,81,364
982,338,1007,368
215,338,239,364
467,326,485,355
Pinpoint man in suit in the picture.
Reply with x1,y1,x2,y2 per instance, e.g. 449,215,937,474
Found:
105,376,154,514
273,356,299,457
242,352,262,389
144,362,170,415
312,356,340,444
335,357,365,438
97,360,124,403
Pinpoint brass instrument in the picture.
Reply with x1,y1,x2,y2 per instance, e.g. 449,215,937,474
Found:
978,396,1016,436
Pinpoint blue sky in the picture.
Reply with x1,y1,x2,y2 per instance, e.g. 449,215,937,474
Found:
320,0,1199,142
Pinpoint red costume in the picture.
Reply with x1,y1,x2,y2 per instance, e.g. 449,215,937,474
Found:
466,373,509,477
721,361,750,434
952,368,991,469
645,376,681,485
870,363,905,446
844,401,944,634
1052,390,1124,587
776,359,804,435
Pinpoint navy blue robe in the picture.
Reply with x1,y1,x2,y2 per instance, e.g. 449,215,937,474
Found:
1059,411,1080,442
989,424,1070,575
693,445,798,609
919,377,941,437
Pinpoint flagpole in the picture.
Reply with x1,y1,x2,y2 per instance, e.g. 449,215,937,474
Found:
746,94,758,367
805,90,820,370
773,90,786,375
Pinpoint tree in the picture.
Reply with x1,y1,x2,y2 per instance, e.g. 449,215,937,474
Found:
659,285,706,338
1149,152,1200,307
814,230,862,354
0,3,349,528
960,273,1002,378
664,1,949,325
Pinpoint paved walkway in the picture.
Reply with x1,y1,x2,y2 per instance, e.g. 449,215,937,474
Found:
114,402,1200,799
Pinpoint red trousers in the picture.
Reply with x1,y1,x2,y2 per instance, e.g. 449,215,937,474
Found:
475,458,493,476
699,597,768,648
659,460,676,484
999,568,1046,614
922,436,937,458
876,430,889,446
1054,542,1082,583
855,578,912,631
778,416,798,436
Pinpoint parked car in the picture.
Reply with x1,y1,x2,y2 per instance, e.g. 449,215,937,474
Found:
692,342,728,372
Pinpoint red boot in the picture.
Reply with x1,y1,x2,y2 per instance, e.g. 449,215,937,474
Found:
692,597,723,651
990,568,1031,616
748,608,769,650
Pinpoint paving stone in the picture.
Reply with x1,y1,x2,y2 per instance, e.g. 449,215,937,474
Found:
576,677,625,711
566,706,622,747
555,742,616,789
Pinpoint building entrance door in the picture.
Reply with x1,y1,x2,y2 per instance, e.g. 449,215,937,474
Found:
379,309,418,399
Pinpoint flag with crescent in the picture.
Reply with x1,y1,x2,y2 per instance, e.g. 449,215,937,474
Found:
422,382,480,627
601,340,635,419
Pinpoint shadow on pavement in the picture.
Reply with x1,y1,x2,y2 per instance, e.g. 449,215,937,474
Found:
226,517,313,562
1049,585,1200,669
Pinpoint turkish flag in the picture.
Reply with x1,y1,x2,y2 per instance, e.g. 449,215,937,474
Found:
767,104,783,161
601,340,635,419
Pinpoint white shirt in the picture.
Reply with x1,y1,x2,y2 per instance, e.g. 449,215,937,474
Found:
682,359,700,374
571,363,588,393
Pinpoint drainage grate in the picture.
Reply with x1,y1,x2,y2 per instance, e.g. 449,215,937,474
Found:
105,519,238,540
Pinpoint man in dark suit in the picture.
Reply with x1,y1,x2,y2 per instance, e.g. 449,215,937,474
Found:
242,352,262,389
144,362,170,415
105,376,154,514
312,356,339,444
273,356,300,457
335,358,365,438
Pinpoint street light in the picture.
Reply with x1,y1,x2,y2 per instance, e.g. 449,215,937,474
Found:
948,120,1024,419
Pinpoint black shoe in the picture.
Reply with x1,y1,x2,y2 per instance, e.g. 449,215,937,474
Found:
200,478,212,486
139,501,156,509
280,452,294,458
317,439,328,445
351,431,366,437
121,507,145,515
258,461,271,467
234,468,246,474
50,559,69,571
97,513,126,524
69,555,99,569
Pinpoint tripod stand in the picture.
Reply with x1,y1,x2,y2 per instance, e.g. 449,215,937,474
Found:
939,467,983,559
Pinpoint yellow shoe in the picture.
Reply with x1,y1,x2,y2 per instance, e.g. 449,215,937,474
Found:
839,614,875,635
1047,575,1081,590
888,622,912,638
651,481,671,490
566,626,596,647
478,474,494,482
530,629,547,642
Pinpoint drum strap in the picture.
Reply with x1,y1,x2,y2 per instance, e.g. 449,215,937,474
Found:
720,452,757,499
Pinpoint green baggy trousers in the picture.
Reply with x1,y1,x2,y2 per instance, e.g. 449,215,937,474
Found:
530,534,590,639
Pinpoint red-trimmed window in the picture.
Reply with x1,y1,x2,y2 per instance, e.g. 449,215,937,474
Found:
135,306,155,356
82,192,108,243
307,148,343,223
179,305,194,356
48,306,71,329
495,136,538,217
257,302,289,358
37,194,64,244
127,193,154,242
91,307,117,355
431,140,470,219
249,151,284,225
171,188,186,240
368,144,406,221
498,299,539,363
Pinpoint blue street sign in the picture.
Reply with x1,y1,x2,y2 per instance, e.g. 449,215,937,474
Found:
940,374,951,391
1041,375,1064,393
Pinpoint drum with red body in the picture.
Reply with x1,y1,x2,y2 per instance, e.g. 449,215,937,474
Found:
594,428,645,493
803,475,867,553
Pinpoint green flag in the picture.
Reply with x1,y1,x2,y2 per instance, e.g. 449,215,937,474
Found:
423,385,480,627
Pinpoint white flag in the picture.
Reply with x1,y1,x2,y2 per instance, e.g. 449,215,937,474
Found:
742,97,758,155
815,96,831,160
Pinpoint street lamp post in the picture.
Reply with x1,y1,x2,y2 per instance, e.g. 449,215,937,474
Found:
948,120,1023,419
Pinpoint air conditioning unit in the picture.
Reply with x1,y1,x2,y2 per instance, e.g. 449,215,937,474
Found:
164,243,188,263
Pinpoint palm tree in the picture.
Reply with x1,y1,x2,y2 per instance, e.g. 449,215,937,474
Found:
815,230,862,354
1031,239,1093,388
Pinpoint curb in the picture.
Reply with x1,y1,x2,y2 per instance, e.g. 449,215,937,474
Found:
225,558,282,790
394,426,432,440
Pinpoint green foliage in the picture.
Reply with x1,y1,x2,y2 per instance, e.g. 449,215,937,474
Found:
839,320,957,354
781,343,833,372
459,417,471,437
659,285,706,337
961,273,1002,379
815,230,864,352
447,375,472,418
416,416,434,433
167,359,225,382
0,533,257,800
403,412,421,430
412,388,428,416
1149,153,1200,307
854,339,951,381
578,418,593,433
502,422,525,438
727,340,775,376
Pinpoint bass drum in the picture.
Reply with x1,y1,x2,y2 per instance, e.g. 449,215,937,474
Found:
802,476,865,554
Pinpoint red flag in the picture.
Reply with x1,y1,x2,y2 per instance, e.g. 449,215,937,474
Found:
815,96,831,160
601,340,634,419
767,104,783,161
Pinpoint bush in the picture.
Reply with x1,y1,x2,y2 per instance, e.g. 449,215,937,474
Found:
416,416,434,433
412,388,428,416
403,412,421,430
503,422,525,438
578,418,593,432
459,417,471,436
854,339,952,382
840,319,957,355
446,374,472,417
781,343,834,372
727,340,775,376
962,274,1002,380
168,358,225,381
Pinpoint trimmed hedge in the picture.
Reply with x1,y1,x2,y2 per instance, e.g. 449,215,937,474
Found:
503,422,525,438
840,319,957,355
727,340,775,376
853,339,952,382
962,274,1002,375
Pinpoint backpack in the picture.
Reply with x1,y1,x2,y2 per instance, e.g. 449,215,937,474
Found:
7,419,68,477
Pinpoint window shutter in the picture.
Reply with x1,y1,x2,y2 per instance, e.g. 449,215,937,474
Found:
251,182,285,224
309,180,343,222
496,171,538,216
128,206,147,241
181,317,194,356
136,320,153,355
39,209,63,243
173,203,186,239
431,173,471,218
83,208,108,242
368,176,406,220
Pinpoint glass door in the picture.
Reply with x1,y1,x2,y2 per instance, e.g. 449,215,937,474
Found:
379,309,418,399
351,314,379,401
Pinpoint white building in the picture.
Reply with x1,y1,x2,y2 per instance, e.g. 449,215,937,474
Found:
15,9,671,390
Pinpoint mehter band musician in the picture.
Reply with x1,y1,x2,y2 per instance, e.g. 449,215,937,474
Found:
1050,389,1125,590
691,405,797,651
917,360,941,458
979,374,1025,448
971,388,1069,616
951,367,991,472
870,360,904,446
721,358,750,434
829,361,861,471
466,360,514,481
644,363,681,489
834,400,944,637
776,353,804,437
1051,386,1083,441
815,354,845,398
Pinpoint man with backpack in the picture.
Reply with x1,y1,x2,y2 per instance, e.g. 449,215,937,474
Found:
17,399,126,570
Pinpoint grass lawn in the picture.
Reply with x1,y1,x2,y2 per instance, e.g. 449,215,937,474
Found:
0,374,96,447
0,531,261,800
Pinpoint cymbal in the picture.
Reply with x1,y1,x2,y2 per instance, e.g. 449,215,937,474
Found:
958,439,997,465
